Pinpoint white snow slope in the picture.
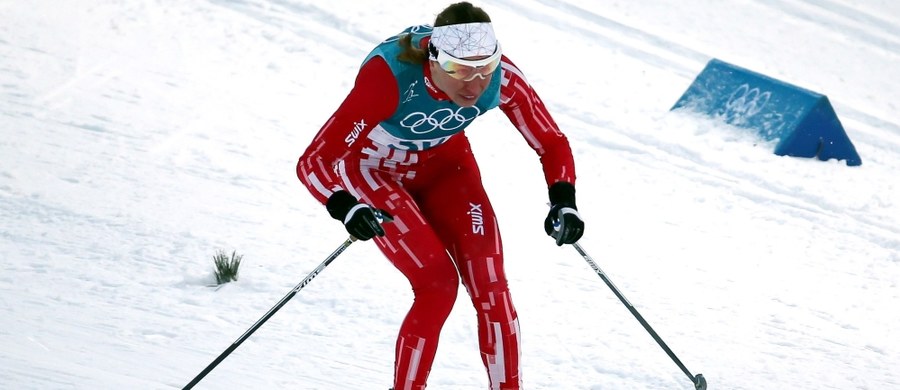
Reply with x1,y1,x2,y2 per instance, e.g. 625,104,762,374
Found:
1,1,898,389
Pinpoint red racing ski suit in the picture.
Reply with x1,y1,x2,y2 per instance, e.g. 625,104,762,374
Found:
297,32,576,390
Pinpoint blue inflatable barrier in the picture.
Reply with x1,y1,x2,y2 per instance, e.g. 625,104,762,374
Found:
672,59,861,166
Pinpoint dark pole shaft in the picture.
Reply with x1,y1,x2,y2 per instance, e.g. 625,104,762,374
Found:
572,242,704,389
183,237,356,390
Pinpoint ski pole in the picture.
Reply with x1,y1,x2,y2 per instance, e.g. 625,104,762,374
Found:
183,236,358,389
571,241,707,390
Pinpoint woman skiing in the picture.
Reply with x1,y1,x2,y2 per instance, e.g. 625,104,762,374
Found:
296,2,585,389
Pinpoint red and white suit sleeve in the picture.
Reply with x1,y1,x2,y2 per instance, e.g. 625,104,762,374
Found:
498,56,577,187
296,56,399,205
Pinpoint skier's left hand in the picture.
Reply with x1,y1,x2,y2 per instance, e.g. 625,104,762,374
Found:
543,182,585,246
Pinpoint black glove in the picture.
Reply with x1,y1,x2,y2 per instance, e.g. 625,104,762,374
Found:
326,190,387,241
543,182,585,246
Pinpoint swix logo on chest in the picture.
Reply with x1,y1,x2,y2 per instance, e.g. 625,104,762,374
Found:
345,119,366,146
468,203,484,235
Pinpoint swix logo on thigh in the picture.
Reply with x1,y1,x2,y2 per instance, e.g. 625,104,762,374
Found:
468,203,484,235
345,119,367,146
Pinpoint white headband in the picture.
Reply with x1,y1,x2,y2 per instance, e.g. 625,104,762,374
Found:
430,22,498,59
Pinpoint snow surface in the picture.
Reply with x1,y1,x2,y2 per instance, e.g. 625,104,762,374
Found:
1,1,898,389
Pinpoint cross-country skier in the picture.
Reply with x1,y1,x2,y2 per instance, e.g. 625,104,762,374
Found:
296,2,585,389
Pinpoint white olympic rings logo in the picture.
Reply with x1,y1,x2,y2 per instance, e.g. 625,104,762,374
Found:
725,84,771,122
400,106,481,134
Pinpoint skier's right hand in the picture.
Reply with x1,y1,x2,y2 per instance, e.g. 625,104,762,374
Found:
326,190,388,240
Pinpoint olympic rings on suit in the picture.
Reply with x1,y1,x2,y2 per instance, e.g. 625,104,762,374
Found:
400,106,482,134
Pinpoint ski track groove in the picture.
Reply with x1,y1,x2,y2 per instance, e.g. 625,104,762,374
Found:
205,0,375,60
771,0,900,49
489,0,705,79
